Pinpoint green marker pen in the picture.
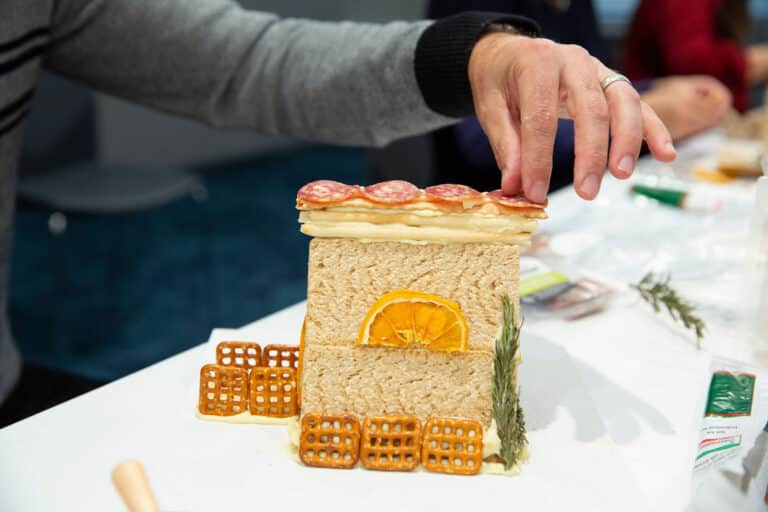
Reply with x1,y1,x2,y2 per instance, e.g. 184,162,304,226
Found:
630,184,722,213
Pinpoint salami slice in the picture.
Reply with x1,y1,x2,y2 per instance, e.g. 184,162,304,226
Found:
362,180,421,204
487,189,547,208
425,184,482,203
297,180,358,204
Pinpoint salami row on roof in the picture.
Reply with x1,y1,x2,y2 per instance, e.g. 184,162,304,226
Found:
297,180,545,209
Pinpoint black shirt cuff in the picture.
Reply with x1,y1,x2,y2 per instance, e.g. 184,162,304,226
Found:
414,12,540,119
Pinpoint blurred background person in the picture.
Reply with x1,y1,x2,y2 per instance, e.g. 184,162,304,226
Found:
623,0,768,113
422,0,732,194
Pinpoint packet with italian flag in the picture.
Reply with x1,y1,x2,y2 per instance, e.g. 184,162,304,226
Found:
689,357,768,511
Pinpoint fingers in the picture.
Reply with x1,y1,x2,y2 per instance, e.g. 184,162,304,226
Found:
500,126,523,196
599,69,643,181
605,84,643,180
641,101,677,162
467,33,525,196
562,49,610,200
468,34,676,203
515,40,560,203
474,89,523,196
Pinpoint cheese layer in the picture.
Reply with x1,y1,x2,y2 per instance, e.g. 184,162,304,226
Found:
299,208,537,244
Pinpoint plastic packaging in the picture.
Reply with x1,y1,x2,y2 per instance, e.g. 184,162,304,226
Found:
518,256,614,320
688,178,768,511
689,357,768,511
746,177,768,365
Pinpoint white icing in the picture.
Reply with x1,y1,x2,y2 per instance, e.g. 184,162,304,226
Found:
286,416,301,447
195,409,297,425
298,203,539,244
300,221,533,244
299,210,538,231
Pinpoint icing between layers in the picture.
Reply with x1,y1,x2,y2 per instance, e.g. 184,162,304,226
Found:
298,204,541,244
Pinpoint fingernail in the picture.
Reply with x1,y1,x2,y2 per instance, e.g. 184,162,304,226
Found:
665,141,676,154
617,155,635,177
581,175,600,199
528,180,548,203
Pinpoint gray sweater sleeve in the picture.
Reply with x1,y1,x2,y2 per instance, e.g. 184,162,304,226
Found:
44,0,451,147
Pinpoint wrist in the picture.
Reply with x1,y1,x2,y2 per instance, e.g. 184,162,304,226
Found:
468,32,527,83
414,12,539,118
484,22,530,37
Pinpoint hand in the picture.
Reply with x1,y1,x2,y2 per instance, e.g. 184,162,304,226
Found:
747,44,768,85
642,76,732,141
468,34,676,202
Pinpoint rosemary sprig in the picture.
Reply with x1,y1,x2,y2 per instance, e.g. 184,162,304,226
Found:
492,295,527,470
631,272,706,348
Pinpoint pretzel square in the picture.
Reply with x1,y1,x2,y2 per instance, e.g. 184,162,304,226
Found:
299,413,361,469
262,344,300,370
198,364,249,416
421,417,483,475
216,341,262,369
249,367,298,417
360,415,422,471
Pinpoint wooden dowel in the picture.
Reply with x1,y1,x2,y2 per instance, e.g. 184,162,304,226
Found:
111,460,160,512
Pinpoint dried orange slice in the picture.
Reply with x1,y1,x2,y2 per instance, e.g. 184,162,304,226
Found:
358,290,468,352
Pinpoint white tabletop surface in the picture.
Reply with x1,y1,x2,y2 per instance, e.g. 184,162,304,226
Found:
0,130,759,511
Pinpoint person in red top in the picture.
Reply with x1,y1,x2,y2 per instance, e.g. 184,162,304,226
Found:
623,0,768,112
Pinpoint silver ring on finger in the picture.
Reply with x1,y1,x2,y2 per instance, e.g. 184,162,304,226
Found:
600,73,631,92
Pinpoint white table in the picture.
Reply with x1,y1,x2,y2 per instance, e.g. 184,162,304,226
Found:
0,131,757,511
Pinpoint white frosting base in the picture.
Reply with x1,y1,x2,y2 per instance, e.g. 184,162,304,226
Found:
481,419,528,475
301,221,532,244
285,417,525,476
196,410,297,425
300,209,538,230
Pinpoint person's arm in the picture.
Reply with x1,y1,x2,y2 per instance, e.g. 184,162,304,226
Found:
46,1,534,147
453,73,723,175
641,75,732,141
46,0,674,202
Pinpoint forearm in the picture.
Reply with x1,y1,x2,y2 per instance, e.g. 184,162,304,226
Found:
46,0,536,147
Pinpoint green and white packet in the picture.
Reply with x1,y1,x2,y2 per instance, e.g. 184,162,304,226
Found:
689,357,768,511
